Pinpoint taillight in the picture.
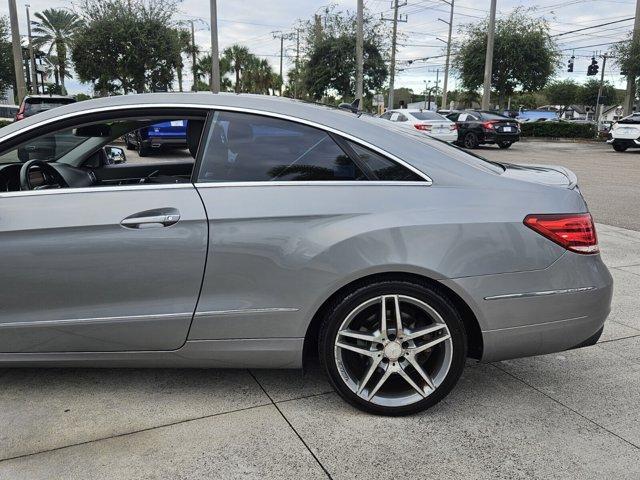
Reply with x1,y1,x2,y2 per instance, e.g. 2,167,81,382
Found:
414,124,431,131
482,120,497,130
449,123,457,131
524,213,599,254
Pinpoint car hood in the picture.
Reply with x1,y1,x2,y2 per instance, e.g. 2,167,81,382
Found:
500,163,577,188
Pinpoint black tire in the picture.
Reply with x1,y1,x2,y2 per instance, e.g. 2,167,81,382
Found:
497,141,512,149
138,143,151,157
319,280,467,416
463,132,479,149
612,144,628,152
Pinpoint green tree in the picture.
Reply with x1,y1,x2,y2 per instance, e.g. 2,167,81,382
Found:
31,8,83,95
0,16,15,96
453,8,560,108
300,6,388,101
196,53,231,91
244,57,279,95
71,0,182,94
222,45,252,93
545,79,580,115
576,79,619,107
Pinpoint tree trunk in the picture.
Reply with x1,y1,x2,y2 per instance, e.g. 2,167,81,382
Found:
57,39,67,95
235,66,241,93
177,66,183,92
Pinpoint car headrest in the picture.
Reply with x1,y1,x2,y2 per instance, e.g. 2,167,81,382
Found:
186,119,205,158
226,120,253,144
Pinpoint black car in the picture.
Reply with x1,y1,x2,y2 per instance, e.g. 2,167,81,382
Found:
446,110,520,149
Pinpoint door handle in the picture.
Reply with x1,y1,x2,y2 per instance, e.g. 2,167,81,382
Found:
121,209,181,229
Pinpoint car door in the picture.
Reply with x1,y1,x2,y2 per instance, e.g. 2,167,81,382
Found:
188,109,427,343
0,117,208,353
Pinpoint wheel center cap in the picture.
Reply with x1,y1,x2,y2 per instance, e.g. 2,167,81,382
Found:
384,341,403,361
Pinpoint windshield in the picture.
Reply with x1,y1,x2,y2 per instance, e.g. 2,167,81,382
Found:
479,112,509,120
24,98,76,114
0,128,91,164
411,111,446,121
617,114,640,124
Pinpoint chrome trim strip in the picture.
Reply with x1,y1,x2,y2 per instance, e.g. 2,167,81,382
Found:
484,286,596,301
195,307,299,317
0,183,194,198
0,102,433,185
194,181,428,188
0,312,193,329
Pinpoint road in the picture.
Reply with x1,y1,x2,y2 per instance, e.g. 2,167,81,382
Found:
479,140,640,231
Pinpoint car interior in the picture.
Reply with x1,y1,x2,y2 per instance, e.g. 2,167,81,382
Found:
0,112,206,192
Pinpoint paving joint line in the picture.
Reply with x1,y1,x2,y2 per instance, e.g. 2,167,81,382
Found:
597,333,640,345
0,401,273,464
491,363,640,451
247,369,333,479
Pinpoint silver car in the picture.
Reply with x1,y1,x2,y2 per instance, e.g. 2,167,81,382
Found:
0,93,612,415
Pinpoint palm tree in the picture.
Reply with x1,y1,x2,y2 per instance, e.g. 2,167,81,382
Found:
222,45,251,93
196,54,231,91
31,9,83,95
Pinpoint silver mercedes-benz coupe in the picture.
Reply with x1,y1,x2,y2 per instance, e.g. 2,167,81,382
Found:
0,93,612,415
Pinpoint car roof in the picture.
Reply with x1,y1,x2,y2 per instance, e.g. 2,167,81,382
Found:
23,95,75,101
0,92,505,187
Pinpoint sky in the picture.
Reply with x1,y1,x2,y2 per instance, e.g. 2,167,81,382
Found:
0,0,637,95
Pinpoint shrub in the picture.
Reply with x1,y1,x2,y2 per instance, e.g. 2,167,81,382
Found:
520,121,596,139
0,119,12,129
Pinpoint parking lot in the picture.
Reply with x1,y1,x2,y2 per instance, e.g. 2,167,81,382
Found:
1,140,639,479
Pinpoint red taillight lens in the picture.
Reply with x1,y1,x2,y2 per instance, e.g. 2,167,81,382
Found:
449,123,457,131
524,213,599,254
414,124,431,131
482,120,497,130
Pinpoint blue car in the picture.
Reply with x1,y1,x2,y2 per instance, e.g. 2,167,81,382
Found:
124,119,188,156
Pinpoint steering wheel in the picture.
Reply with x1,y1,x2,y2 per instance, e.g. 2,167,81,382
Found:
19,160,69,191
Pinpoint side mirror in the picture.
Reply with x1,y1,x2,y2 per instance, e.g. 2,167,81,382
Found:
104,146,126,165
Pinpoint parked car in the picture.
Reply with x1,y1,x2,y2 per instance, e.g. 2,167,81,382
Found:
447,110,521,149
14,95,76,121
124,119,188,156
379,109,457,142
0,105,18,122
0,94,611,416
606,113,640,152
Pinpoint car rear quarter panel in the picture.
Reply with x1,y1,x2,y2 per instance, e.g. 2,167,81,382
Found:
189,182,583,341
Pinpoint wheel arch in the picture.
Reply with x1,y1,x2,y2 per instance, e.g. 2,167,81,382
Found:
302,271,483,370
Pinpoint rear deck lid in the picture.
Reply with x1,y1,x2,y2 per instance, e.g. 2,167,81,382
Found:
500,163,577,188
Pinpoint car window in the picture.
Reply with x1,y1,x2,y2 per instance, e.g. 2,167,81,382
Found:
458,113,468,122
390,112,400,122
411,111,444,121
0,128,91,164
346,141,424,182
24,98,75,114
198,111,366,182
396,113,408,122
380,112,393,120
447,113,459,121
478,112,508,120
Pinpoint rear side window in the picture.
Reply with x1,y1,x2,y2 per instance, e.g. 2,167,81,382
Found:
347,141,424,182
198,111,366,182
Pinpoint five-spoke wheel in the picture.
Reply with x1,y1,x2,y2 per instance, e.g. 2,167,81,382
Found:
320,281,467,415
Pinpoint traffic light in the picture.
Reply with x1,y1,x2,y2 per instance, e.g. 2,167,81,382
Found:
587,57,599,76
567,56,574,72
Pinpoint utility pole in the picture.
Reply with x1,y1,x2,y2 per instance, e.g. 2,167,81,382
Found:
8,0,26,103
26,4,37,94
293,28,301,99
273,31,294,96
210,0,220,93
382,0,407,110
188,20,198,91
440,0,454,109
595,53,608,125
481,0,497,110
624,0,640,115
356,0,364,106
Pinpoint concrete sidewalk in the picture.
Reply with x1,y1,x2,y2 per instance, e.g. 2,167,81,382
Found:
0,224,639,479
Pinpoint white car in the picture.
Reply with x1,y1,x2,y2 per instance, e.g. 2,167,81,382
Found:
380,109,458,142
607,113,640,152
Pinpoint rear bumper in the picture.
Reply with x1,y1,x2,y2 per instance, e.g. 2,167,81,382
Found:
607,138,640,147
481,131,520,144
426,131,458,142
442,251,613,362
142,137,188,148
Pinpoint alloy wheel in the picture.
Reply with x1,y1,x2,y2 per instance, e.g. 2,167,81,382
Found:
333,294,453,407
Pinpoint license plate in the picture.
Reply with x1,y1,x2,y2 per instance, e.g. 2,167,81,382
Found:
503,126,513,132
